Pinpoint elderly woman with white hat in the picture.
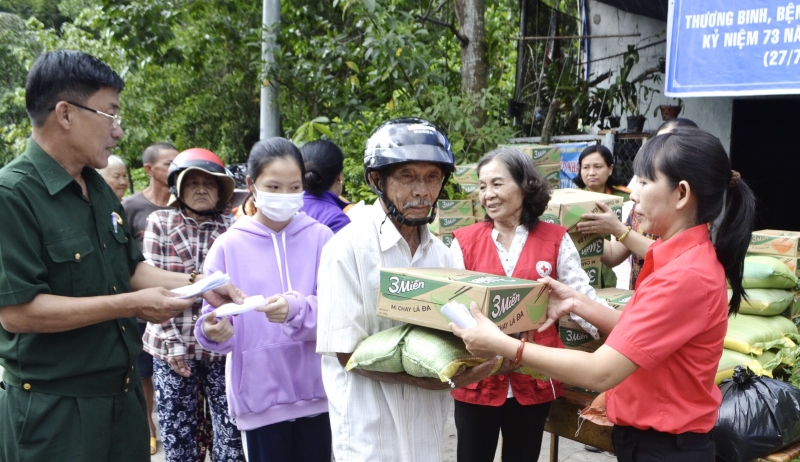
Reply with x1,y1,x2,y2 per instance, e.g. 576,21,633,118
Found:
141,148,245,462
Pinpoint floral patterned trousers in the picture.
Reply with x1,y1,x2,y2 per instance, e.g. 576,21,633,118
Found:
153,358,245,462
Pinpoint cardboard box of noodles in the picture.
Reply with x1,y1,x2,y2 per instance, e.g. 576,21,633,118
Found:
559,288,633,352
434,233,454,247
499,144,561,165
541,189,623,231
436,199,473,218
377,267,550,334
594,287,634,309
459,183,480,200
454,164,478,184
569,232,605,259
472,200,486,220
536,163,561,183
581,256,602,288
428,216,474,234
749,230,800,257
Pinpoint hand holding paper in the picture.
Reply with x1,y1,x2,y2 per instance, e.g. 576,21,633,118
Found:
214,295,267,318
441,301,478,329
170,271,231,299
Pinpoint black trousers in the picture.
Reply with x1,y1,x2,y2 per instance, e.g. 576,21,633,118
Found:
454,398,551,462
243,413,332,462
612,425,715,462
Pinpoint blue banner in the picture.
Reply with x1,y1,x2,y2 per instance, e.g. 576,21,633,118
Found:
557,143,589,190
666,0,800,96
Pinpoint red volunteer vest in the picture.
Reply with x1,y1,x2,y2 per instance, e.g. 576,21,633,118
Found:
451,221,566,406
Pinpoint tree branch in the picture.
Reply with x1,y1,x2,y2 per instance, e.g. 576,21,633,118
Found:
417,14,469,45
587,71,612,87
630,64,663,85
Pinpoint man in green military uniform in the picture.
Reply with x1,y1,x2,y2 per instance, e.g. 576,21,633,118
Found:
0,50,243,461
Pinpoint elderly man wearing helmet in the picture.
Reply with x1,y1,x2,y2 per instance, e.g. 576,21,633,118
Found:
141,148,245,462
316,118,500,462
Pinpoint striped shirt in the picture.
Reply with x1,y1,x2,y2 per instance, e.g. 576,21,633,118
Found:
141,209,232,361
317,202,453,462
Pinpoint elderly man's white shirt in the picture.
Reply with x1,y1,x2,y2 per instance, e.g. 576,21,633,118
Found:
317,202,453,462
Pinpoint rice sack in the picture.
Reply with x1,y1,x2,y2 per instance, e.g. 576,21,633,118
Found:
345,324,412,373
739,255,799,289
725,314,798,356
730,288,794,316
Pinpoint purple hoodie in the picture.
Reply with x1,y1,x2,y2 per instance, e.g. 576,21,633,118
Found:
195,213,333,430
300,191,350,233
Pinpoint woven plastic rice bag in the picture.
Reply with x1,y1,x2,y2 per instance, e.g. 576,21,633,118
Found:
715,366,800,462
401,326,494,382
715,349,774,384
346,324,412,374
740,255,799,289
730,288,794,316
725,314,798,355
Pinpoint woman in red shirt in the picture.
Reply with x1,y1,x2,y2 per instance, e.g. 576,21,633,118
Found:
454,127,756,461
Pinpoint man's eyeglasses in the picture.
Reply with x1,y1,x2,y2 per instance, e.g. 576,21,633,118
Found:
49,101,122,129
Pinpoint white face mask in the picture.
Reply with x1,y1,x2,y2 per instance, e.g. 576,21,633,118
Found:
253,189,304,222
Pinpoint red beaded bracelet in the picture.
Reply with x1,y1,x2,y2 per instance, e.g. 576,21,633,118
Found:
512,338,527,369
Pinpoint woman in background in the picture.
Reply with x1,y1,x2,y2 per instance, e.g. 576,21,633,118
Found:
573,145,630,201
300,140,351,233
578,118,699,289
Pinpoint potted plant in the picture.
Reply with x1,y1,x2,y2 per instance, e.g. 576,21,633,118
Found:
587,86,615,128
655,98,683,121
611,46,662,132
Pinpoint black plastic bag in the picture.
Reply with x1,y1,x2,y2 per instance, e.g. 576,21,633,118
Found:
715,366,800,462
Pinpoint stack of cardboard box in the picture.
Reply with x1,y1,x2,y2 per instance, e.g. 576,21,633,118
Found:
498,144,561,190
429,200,475,247
544,189,623,288
747,229,800,324
559,288,632,353
431,163,481,246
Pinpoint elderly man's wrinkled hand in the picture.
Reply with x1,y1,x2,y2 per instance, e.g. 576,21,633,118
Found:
449,356,504,389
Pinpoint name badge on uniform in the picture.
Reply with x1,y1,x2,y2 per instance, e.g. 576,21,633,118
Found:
111,212,123,233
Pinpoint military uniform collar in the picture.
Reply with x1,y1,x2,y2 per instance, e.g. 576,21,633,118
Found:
26,138,100,197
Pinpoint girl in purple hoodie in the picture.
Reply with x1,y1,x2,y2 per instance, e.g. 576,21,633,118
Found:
195,138,333,462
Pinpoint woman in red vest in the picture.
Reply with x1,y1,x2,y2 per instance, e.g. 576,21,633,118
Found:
449,147,612,462
453,128,756,461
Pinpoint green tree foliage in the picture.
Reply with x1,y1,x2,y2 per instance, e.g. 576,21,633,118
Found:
1,0,520,201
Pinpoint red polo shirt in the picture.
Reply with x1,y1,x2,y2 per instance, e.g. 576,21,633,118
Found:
605,225,728,434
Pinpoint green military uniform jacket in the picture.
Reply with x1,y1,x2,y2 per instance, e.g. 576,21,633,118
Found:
0,138,144,397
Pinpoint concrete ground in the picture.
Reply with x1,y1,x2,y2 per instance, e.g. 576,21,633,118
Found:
150,397,612,462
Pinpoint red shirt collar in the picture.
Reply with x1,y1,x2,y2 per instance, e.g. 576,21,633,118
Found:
637,224,711,287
